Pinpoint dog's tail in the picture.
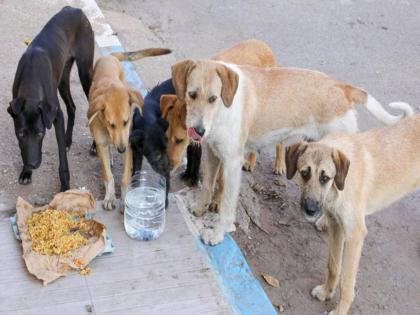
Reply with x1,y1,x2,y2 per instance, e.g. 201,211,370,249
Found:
349,86,414,125
111,48,171,62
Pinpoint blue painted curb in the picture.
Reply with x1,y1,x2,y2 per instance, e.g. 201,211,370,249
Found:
197,235,277,315
99,44,276,315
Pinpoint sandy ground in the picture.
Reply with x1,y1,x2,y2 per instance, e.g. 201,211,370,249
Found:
0,0,419,314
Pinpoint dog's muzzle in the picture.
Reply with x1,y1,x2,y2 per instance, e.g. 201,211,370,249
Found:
301,197,322,218
188,126,205,141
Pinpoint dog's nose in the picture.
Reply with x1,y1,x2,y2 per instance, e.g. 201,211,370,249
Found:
302,198,321,217
117,147,126,154
194,126,206,137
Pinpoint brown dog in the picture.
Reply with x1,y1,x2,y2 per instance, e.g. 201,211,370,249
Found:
88,48,170,210
171,58,412,245
285,113,418,315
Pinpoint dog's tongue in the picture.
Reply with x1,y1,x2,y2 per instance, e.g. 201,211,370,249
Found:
188,127,202,141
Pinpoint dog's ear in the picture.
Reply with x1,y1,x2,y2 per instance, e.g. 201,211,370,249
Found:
160,95,178,119
331,148,350,191
129,89,144,109
216,64,239,107
285,142,308,180
129,129,145,147
172,60,196,101
39,100,57,129
87,95,105,127
157,117,169,132
7,98,25,117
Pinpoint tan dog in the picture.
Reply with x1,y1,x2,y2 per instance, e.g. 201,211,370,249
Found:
161,39,281,173
285,113,418,315
161,39,279,211
88,48,170,210
171,58,412,245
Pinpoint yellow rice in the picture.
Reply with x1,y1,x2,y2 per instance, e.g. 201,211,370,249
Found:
27,209,88,256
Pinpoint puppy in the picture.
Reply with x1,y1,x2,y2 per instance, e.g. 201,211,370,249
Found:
284,113,418,315
129,79,174,208
8,6,94,191
171,59,412,245
88,48,171,210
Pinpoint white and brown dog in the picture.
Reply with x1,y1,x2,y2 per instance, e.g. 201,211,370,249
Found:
171,59,412,245
285,113,418,315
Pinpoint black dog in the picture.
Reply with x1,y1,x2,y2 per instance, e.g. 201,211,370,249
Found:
129,79,174,208
7,7,94,191
129,79,204,207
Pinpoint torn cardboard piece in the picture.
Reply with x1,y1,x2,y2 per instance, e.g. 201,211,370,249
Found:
16,190,107,286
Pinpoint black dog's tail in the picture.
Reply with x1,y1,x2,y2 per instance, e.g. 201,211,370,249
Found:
112,48,171,62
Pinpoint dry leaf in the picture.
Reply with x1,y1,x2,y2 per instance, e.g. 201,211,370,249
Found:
276,304,285,312
261,273,280,288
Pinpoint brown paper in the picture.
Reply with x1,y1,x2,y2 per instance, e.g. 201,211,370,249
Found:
16,190,106,286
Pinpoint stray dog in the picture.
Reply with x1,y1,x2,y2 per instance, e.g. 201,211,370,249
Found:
8,6,94,191
172,59,412,245
161,39,278,210
129,79,175,208
284,113,418,315
88,48,171,210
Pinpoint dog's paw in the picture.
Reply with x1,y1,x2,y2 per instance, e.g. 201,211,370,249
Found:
65,138,72,151
208,202,219,213
273,163,286,175
18,169,32,185
201,226,226,245
89,142,97,156
312,284,334,302
315,215,328,232
103,197,116,211
242,160,256,172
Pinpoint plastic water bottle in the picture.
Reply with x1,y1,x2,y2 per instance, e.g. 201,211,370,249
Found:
124,171,166,241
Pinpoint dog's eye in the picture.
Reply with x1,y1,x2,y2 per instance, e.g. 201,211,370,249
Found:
320,172,330,184
208,95,217,103
175,137,184,144
300,168,311,181
123,120,128,126
188,91,197,100
110,123,116,129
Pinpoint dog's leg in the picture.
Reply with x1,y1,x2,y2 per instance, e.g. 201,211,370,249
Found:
182,143,201,186
58,59,76,150
330,225,367,315
312,215,344,302
132,148,143,175
202,156,241,245
193,147,220,217
209,165,224,213
120,146,133,212
242,151,257,172
273,143,286,175
97,143,115,210
54,109,70,191
75,32,94,98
